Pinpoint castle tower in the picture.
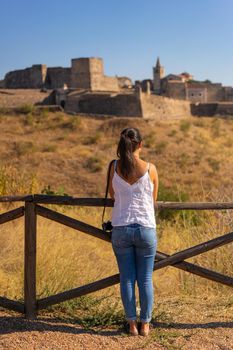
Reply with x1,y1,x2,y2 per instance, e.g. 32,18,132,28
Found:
153,57,165,94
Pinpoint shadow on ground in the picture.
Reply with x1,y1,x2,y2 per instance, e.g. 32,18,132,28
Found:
0,315,233,337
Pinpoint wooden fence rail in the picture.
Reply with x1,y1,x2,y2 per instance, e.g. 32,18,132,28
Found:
0,194,233,319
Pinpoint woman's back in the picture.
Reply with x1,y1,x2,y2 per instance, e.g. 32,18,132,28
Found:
115,158,151,185
111,159,156,228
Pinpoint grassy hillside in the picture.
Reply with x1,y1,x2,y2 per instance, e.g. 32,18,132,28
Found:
0,109,233,200
0,109,233,327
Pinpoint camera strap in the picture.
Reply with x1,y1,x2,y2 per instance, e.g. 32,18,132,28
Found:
102,159,116,224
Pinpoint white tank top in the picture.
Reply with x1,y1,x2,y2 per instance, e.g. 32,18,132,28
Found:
111,160,156,228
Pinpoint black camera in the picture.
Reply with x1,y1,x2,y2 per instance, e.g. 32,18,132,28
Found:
102,220,113,233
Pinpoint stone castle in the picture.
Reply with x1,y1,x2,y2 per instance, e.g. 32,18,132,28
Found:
1,56,233,118
0,57,126,91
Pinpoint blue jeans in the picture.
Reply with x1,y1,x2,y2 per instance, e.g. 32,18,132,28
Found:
111,223,157,322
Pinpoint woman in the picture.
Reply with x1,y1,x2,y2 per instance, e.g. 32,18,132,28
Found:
108,127,158,336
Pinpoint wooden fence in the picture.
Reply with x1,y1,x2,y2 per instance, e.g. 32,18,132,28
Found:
0,194,233,319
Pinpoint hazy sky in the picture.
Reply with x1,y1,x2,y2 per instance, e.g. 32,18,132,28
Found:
1,0,233,85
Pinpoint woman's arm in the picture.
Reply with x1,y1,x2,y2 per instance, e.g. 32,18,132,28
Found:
108,161,115,200
149,163,159,202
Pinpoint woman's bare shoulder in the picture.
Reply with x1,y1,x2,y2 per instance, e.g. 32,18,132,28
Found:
109,159,116,178
148,162,157,171
148,162,158,182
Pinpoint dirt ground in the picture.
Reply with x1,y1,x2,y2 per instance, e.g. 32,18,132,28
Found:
1,299,233,350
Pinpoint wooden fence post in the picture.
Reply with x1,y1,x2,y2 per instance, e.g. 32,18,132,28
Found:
24,201,37,319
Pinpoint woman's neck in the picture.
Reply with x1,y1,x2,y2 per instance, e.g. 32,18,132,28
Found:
133,151,140,160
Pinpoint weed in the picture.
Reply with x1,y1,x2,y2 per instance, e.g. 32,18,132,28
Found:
143,133,155,148
40,108,49,120
42,144,58,152
192,118,205,127
85,156,103,172
14,141,38,156
157,182,201,225
62,116,82,130
151,328,181,350
82,133,102,145
180,120,191,133
207,157,220,172
193,133,208,145
223,138,233,148
24,113,34,126
18,104,35,115
167,129,177,137
41,184,69,196
176,152,190,168
0,107,9,115
211,118,221,138
155,141,168,155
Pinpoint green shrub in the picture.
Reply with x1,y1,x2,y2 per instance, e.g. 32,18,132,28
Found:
0,107,9,115
62,116,82,130
41,184,69,196
143,133,155,148
85,156,103,172
82,133,102,145
207,157,220,172
210,118,221,137
157,182,201,225
155,141,167,155
193,118,205,127
14,141,38,156
24,113,34,126
180,120,191,133
42,144,58,152
167,129,177,137
176,152,190,168
18,104,35,115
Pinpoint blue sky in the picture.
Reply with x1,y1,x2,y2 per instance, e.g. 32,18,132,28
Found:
0,0,233,85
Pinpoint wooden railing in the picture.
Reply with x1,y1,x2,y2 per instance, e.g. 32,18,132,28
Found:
0,194,233,319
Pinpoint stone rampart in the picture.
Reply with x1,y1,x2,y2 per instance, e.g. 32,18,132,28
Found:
191,102,233,116
5,65,47,89
140,93,191,119
65,92,142,117
45,67,71,89
71,58,119,91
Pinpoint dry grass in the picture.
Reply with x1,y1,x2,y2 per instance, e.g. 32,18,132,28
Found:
0,112,233,198
0,111,233,329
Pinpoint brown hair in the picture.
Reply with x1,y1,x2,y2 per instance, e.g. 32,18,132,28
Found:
116,127,142,179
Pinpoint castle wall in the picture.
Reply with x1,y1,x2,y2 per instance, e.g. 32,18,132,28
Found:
89,58,119,91
4,65,47,89
45,67,71,89
205,84,224,101
71,58,91,89
186,87,207,102
223,87,233,101
65,92,142,117
71,57,119,91
190,103,218,116
141,93,191,119
95,76,119,92
191,102,233,116
65,90,191,119
216,103,233,115
163,81,186,100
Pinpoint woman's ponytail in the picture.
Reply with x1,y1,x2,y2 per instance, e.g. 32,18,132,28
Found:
116,128,142,179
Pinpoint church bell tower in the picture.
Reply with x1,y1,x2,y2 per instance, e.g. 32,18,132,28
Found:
153,57,165,94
